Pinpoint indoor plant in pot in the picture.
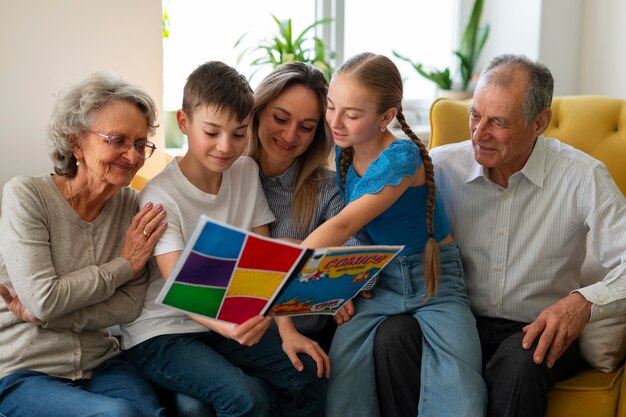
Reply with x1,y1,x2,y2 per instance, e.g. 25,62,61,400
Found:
235,14,335,81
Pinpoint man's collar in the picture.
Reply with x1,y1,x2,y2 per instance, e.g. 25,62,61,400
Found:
466,135,547,188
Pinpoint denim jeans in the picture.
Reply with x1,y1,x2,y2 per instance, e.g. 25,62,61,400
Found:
326,243,487,417
124,330,325,417
0,356,165,417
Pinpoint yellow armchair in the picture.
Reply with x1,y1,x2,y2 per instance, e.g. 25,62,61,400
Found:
130,150,172,191
428,95,626,417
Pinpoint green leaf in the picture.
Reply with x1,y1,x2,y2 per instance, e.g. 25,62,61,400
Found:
162,7,171,39
396,0,489,91
392,50,453,90
454,0,489,90
235,14,336,80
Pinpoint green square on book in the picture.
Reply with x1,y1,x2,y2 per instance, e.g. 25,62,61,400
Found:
162,283,225,318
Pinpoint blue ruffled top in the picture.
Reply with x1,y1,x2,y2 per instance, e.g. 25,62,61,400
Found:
335,140,451,255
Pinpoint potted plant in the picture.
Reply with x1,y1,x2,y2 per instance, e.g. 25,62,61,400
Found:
393,0,489,98
235,14,335,81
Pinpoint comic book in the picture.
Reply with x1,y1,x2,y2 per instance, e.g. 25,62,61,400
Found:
156,214,403,325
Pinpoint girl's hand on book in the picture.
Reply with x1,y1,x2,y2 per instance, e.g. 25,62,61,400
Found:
335,291,371,325
360,290,373,299
334,300,355,325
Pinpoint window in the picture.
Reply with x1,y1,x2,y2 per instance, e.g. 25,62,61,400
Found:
342,0,457,100
162,0,458,148
163,0,316,112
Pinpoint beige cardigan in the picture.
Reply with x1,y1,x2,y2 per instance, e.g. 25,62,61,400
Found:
0,175,149,380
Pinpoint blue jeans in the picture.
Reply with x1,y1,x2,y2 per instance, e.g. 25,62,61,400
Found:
326,243,487,417
0,356,165,417
124,330,325,417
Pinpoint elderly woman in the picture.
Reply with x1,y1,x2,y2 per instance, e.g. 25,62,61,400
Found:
0,73,167,417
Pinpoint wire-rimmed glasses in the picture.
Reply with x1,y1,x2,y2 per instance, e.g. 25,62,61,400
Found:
87,130,156,159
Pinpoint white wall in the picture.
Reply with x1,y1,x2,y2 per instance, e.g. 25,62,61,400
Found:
538,0,584,96
579,0,626,98
477,0,626,99
0,0,163,207
478,0,542,62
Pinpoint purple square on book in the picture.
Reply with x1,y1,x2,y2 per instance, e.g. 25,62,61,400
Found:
176,251,236,288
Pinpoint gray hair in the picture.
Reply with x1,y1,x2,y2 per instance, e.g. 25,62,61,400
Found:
481,54,554,123
48,72,158,177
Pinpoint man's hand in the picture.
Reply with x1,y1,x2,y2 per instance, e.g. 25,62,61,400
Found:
0,284,45,326
522,292,592,368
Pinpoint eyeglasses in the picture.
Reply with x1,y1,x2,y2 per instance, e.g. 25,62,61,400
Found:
87,130,157,159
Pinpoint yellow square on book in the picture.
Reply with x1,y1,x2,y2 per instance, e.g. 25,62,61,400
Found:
226,269,286,299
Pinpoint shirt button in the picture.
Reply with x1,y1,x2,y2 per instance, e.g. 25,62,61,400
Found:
87,244,94,252
494,264,502,272
74,348,81,355
74,370,83,378
496,228,505,236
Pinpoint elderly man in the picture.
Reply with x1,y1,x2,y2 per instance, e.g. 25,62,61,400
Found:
425,53,626,417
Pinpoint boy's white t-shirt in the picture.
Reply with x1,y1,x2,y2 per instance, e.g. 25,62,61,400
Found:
120,156,275,349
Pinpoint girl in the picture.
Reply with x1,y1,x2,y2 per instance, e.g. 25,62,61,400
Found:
301,52,487,416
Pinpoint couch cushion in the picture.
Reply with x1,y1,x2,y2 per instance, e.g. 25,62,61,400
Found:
579,246,626,372
546,365,624,417
581,314,626,373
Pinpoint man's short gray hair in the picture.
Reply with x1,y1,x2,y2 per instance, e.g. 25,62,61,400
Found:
481,54,554,123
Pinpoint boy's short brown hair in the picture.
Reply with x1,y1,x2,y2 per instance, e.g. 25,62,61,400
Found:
182,61,254,121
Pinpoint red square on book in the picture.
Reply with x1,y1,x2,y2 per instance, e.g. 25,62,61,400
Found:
238,235,304,273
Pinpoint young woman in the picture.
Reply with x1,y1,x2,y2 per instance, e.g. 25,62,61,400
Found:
248,61,370,343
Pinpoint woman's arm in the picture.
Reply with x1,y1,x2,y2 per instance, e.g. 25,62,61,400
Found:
274,315,331,378
1,267,151,331
250,223,331,377
0,179,161,322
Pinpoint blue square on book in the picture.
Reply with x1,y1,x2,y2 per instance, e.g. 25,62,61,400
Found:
192,222,246,259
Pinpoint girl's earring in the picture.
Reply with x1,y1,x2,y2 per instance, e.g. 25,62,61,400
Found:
380,126,386,132
76,158,82,167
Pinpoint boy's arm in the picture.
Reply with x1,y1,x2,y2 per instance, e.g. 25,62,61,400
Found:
155,251,271,346
251,224,269,236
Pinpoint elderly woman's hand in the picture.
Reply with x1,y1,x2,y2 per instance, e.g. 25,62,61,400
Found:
0,284,45,326
120,202,167,273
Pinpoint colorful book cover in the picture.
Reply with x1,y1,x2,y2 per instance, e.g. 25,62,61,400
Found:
156,214,403,325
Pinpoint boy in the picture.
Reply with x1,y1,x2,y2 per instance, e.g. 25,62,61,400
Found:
121,62,326,417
